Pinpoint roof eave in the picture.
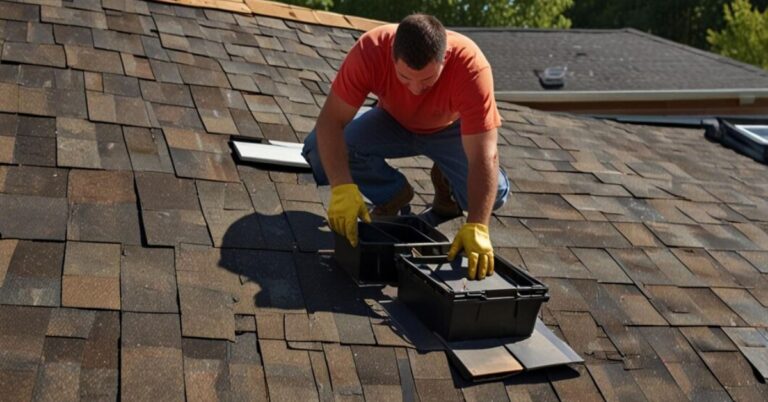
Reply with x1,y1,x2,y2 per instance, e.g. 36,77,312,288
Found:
495,88,768,104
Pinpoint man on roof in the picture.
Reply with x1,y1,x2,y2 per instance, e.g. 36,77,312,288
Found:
302,13,509,280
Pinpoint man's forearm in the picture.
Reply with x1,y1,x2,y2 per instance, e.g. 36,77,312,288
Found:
316,119,353,187
465,155,498,225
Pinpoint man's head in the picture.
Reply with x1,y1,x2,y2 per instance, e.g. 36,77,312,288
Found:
393,14,447,95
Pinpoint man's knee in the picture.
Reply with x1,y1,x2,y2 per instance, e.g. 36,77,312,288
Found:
302,130,330,186
302,123,361,161
302,129,318,160
492,170,510,211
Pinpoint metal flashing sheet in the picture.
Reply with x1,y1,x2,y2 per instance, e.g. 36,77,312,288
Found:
383,298,581,381
505,319,583,370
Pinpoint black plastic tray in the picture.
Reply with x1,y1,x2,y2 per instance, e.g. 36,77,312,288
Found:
333,217,451,284
396,255,549,341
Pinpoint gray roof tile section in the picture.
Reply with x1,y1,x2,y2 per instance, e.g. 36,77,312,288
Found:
459,28,768,91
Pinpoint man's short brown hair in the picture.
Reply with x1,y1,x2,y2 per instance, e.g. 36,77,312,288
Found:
393,14,447,70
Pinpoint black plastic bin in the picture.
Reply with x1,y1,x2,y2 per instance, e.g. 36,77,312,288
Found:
396,255,549,340
372,215,450,244
334,217,451,284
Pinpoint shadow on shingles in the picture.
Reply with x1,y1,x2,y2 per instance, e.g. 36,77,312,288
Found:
217,210,386,318
543,366,582,382
500,368,570,390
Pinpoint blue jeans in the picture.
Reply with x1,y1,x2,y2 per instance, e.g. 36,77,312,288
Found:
302,107,509,210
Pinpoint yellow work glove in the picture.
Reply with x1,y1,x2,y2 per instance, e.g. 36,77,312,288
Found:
328,183,371,247
447,223,494,280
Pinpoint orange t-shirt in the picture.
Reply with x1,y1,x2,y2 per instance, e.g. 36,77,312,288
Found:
331,24,501,136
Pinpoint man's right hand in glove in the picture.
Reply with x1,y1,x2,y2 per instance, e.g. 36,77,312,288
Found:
328,183,371,247
447,223,494,280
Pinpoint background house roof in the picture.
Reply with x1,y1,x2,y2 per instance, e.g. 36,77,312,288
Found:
1,0,768,400
457,28,768,92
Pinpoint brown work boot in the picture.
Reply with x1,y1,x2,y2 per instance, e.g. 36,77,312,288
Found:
430,164,463,218
371,182,414,217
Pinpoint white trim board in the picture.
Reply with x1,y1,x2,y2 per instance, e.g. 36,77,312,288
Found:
232,140,310,168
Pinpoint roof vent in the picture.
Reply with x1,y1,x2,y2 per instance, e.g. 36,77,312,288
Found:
539,66,567,89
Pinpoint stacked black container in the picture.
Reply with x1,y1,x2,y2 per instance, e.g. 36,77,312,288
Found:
333,216,452,284
333,216,549,341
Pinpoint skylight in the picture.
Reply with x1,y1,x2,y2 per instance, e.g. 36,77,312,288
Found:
734,125,768,145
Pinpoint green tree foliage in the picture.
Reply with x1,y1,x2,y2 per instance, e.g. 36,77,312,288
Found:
707,0,768,69
567,0,768,50
285,0,333,9
279,0,573,28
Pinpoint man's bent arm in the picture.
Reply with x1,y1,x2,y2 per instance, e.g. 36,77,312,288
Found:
462,129,499,225
316,90,359,186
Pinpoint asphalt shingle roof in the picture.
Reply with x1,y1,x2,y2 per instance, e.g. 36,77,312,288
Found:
1,1,768,400
458,28,768,92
